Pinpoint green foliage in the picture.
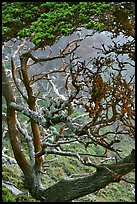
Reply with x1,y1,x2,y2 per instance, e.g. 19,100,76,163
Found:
2,185,39,202
86,20,95,29
97,180,134,202
18,28,31,37
2,164,23,186
2,164,40,202
2,2,110,46
2,26,10,35
2,186,16,202
2,137,135,202
94,22,104,31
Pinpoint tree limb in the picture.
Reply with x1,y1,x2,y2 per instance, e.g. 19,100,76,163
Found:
34,149,135,202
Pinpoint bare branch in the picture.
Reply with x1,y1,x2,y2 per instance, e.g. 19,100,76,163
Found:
16,117,35,166
11,57,28,102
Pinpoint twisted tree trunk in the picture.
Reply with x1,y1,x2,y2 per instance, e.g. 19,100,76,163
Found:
31,149,135,202
2,65,40,193
2,64,135,202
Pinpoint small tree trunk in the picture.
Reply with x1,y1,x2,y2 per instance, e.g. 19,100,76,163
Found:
20,56,43,173
2,65,41,192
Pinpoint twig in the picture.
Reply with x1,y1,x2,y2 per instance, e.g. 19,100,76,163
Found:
121,178,135,185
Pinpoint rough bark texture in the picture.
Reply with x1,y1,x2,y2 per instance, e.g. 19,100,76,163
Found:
2,65,135,202
20,56,43,173
2,66,40,192
2,66,29,173
33,150,135,202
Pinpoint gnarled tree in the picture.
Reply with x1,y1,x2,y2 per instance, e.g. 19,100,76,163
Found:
2,2,135,202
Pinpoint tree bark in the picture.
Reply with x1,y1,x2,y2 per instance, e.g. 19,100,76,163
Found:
32,149,135,202
2,65,135,202
2,66,40,191
20,56,43,173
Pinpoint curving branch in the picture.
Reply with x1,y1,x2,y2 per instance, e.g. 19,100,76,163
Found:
11,57,28,102
16,117,35,166
2,65,35,183
33,149,135,202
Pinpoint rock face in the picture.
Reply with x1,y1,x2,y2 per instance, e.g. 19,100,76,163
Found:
2,181,23,196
